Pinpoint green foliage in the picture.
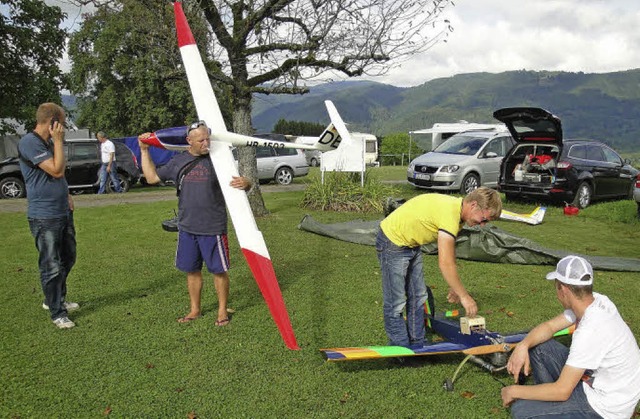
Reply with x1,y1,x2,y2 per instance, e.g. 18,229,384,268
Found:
67,1,232,136
0,0,66,134
300,170,398,212
272,118,326,136
379,132,425,165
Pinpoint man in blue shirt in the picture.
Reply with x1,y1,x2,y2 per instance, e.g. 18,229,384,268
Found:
18,103,79,329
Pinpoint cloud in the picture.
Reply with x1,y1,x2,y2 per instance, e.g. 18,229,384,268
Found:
369,0,640,86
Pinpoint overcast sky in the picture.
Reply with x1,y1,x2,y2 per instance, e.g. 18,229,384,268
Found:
49,0,640,88
370,0,640,87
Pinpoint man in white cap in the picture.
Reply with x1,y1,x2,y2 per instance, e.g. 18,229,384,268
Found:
501,255,640,418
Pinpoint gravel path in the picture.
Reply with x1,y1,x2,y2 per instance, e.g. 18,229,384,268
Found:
0,183,307,214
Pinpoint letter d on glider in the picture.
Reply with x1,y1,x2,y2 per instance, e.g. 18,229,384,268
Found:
173,1,299,350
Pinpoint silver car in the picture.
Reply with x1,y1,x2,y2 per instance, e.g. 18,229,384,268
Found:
407,128,515,194
234,145,309,185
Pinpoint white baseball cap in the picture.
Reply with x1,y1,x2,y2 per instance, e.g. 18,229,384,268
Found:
546,255,593,286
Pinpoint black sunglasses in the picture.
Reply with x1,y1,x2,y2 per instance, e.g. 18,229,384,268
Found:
187,120,211,134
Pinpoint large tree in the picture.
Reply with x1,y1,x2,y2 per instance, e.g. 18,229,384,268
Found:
0,0,67,134
70,0,453,215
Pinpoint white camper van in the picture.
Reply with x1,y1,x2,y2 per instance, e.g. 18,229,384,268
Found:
351,132,378,166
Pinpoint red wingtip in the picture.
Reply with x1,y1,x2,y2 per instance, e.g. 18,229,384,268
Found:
173,2,196,47
139,133,165,149
242,248,300,350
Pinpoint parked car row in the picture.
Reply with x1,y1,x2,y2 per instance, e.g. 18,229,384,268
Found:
0,138,140,199
407,107,638,210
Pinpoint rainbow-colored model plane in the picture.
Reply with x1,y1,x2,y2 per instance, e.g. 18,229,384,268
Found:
321,310,574,390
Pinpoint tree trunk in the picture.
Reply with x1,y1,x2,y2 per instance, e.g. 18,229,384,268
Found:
233,92,269,217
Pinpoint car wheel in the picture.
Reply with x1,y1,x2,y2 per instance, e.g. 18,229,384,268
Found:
275,167,293,185
460,173,480,195
0,176,26,199
310,157,319,167
107,174,131,193
572,181,592,209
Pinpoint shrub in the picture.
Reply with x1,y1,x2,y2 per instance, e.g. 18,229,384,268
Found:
300,170,398,212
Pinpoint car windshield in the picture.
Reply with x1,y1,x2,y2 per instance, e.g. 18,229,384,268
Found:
433,134,487,156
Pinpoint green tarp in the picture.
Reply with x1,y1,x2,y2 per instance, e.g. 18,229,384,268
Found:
298,215,640,272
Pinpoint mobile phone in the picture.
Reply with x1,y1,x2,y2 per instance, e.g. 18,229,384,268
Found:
50,117,59,129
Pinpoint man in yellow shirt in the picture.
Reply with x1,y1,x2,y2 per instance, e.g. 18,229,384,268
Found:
377,187,502,347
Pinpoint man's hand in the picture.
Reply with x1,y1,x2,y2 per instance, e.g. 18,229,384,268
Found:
68,195,74,212
501,386,517,407
460,294,478,318
49,119,65,142
138,133,151,151
447,288,460,303
230,176,251,191
507,344,531,382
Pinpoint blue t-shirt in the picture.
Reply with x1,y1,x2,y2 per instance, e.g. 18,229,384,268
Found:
18,132,69,218
157,152,227,235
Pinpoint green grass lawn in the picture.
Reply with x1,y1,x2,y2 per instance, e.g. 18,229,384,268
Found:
1,187,639,417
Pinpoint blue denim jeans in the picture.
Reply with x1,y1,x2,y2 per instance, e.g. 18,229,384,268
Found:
98,162,122,194
28,212,77,320
376,228,428,347
510,340,602,418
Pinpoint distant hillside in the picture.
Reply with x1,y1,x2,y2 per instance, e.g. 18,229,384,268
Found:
251,69,640,152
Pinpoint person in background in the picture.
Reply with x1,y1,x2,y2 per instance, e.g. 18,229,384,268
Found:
377,187,502,347
137,121,251,326
18,103,79,329
501,255,640,418
96,131,123,194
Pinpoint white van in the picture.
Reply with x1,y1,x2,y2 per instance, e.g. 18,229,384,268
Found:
351,132,378,166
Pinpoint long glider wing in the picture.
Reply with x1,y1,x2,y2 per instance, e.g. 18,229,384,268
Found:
172,1,299,349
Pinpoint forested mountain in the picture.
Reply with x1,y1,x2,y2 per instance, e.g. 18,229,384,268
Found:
252,69,640,151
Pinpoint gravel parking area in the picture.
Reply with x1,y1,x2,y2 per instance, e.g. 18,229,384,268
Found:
0,184,306,214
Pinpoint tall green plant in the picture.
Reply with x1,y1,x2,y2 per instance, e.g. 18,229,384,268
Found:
300,170,397,212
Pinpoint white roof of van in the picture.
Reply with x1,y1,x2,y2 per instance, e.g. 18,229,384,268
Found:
410,121,505,135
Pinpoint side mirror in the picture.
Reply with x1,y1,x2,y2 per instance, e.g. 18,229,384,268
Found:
485,151,498,158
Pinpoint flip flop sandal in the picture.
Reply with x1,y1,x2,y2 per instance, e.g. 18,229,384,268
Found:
215,318,230,327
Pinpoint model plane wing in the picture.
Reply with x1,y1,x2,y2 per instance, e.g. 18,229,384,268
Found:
172,1,299,349
500,206,546,225
320,340,520,362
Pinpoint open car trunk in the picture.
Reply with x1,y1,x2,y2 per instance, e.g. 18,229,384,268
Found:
501,143,561,186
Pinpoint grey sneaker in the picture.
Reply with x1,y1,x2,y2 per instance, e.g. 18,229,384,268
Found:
52,316,75,329
42,301,80,312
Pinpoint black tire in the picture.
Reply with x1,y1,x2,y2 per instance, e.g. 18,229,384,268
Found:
107,173,130,193
310,157,319,167
275,167,293,185
0,176,26,199
572,181,592,209
460,173,480,195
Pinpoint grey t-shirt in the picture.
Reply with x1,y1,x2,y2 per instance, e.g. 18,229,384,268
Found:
157,152,227,235
18,132,69,219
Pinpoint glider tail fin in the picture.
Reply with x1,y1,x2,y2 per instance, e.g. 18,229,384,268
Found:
312,101,353,152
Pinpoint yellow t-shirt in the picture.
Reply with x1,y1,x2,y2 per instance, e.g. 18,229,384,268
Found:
380,194,463,248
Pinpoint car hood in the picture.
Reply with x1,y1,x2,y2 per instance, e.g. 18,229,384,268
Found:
411,152,473,166
493,107,562,146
